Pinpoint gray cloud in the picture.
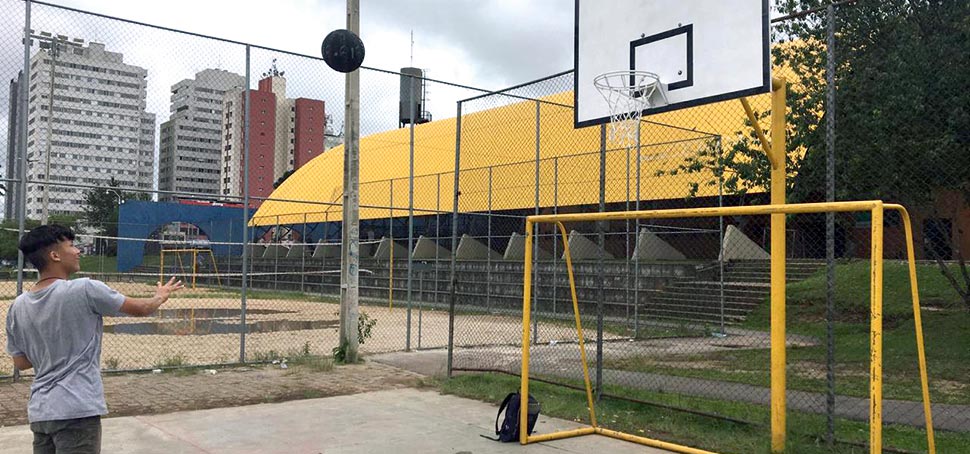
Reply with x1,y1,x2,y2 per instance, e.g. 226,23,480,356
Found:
362,0,573,88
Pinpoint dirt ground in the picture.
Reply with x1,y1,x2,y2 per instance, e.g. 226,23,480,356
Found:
0,283,531,372
0,360,426,427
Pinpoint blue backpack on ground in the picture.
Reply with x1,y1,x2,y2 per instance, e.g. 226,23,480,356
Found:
492,392,541,442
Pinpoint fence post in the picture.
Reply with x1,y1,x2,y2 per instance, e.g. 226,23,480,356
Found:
825,2,838,446
239,44,251,363
552,158,558,316
435,173,441,306
274,215,280,290
633,120,640,337
487,166,492,312
390,180,395,311
596,124,606,400
300,213,307,292
718,136,726,336
532,100,540,344
625,136,631,325
227,222,233,283
321,212,330,296
407,74,415,352
13,0,32,383
446,101,463,377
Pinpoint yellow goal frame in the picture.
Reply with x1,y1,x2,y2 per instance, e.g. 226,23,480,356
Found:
160,248,222,289
520,201,935,454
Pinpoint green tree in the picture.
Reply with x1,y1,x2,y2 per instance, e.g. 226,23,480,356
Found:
81,177,147,256
0,220,36,262
775,0,970,310
0,214,80,262
273,169,296,189
662,1,970,310
774,0,970,207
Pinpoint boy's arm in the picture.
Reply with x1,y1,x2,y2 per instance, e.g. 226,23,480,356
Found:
12,355,31,371
118,277,184,317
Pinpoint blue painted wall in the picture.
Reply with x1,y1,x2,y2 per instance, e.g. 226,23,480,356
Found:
117,201,254,272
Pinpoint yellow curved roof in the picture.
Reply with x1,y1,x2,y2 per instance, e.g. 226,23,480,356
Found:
251,89,778,227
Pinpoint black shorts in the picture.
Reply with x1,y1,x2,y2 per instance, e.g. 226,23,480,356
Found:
30,415,102,454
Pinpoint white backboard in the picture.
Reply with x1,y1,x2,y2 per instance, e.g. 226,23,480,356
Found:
575,0,771,128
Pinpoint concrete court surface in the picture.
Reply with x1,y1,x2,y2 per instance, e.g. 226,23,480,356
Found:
0,388,673,454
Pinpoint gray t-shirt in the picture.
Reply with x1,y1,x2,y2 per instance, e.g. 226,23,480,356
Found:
5,278,125,423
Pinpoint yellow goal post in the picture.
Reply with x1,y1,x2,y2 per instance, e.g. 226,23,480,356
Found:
519,200,935,454
159,248,222,289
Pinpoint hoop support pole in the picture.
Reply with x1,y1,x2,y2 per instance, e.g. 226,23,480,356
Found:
769,76,787,453
740,97,775,169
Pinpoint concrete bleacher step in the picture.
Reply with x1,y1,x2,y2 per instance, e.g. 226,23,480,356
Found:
637,306,747,324
654,291,767,305
667,280,770,291
648,293,761,309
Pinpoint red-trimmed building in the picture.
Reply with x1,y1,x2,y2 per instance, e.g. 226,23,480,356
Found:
220,63,326,207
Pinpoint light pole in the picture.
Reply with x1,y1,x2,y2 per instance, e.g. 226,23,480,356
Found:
29,32,80,225
105,188,123,258
36,33,60,226
107,189,123,206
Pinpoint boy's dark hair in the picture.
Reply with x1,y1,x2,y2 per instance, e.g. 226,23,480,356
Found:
19,224,76,271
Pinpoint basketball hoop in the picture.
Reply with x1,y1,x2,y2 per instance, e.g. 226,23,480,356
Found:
593,70,668,148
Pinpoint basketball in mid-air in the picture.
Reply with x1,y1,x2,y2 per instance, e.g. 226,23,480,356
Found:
321,29,365,73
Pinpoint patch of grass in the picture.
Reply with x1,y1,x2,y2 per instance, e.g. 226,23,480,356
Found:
79,255,117,273
79,255,165,273
168,367,199,377
153,354,187,369
252,341,334,372
604,261,970,402
440,372,965,453
747,260,964,325
288,355,334,372
606,312,970,403
103,357,121,370
302,389,325,399
251,350,284,362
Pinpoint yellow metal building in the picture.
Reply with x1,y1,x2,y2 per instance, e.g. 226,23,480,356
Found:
251,89,775,227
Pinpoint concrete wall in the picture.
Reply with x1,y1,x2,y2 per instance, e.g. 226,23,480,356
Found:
191,257,706,318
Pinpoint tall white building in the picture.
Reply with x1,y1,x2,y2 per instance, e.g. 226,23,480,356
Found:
23,37,155,219
159,69,245,200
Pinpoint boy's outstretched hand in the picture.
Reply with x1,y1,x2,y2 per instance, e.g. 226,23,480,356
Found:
155,276,185,301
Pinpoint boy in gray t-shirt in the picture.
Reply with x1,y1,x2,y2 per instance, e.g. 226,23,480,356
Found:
5,225,183,453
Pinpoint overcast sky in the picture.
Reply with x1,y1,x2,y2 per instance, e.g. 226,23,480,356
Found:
0,0,583,213
62,0,576,89
0,0,576,181
0,0,785,211
20,0,576,121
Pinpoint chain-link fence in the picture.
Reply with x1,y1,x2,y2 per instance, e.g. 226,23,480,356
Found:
444,2,968,453
0,0,967,452
0,0,491,373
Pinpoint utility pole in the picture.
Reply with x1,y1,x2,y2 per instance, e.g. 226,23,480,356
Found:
34,33,64,225
338,0,361,362
30,31,82,225
41,36,56,225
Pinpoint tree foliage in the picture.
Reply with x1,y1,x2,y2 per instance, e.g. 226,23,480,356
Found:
81,177,148,255
776,0,970,311
0,215,80,262
776,0,970,207
662,1,970,309
273,169,296,189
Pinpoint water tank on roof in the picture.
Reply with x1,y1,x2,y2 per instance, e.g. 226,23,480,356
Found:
400,67,425,127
